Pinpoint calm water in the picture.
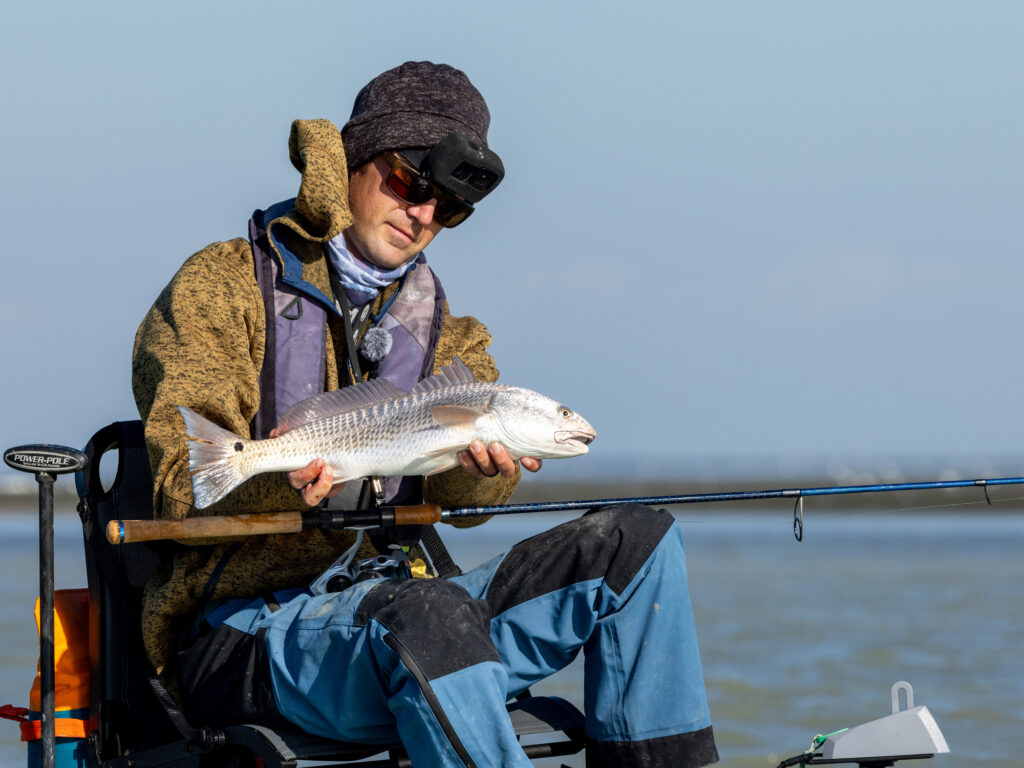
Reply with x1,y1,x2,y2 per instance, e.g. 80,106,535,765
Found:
1,506,1020,767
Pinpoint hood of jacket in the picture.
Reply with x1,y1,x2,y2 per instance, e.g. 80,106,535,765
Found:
274,118,354,244
260,119,355,307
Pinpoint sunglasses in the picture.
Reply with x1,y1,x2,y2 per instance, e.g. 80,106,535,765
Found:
382,152,474,228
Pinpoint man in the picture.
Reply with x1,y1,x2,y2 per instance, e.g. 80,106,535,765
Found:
133,61,718,767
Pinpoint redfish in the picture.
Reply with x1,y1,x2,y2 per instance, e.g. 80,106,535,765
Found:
180,359,596,509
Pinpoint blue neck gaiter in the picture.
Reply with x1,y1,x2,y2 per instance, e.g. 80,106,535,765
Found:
325,231,417,305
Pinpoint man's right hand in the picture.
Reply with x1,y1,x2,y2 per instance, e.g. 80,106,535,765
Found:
288,458,344,507
271,426,345,507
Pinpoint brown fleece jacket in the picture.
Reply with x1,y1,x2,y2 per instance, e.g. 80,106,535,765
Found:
132,119,518,675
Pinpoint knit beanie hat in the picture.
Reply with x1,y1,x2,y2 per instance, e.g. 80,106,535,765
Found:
341,61,491,171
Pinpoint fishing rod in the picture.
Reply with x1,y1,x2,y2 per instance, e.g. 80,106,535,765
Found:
106,473,1024,546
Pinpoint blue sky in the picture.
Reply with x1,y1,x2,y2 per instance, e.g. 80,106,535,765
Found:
2,1,1023,486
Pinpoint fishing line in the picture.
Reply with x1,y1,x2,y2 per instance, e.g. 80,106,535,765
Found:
672,494,1006,523
447,475,1024,521
507,482,1024,542
793,487,1024,517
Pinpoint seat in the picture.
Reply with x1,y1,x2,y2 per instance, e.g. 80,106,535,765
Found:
73,420,585,767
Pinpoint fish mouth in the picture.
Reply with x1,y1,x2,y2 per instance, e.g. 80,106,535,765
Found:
555,430,596,449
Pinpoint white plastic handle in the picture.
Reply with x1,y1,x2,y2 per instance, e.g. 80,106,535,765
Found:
891,680,914,713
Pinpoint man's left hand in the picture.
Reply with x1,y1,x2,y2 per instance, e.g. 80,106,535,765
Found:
458,440,542,479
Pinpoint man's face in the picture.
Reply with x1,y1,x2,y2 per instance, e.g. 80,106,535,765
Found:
344,155,444,270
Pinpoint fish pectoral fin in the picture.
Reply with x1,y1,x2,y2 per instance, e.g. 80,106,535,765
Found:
419,450,463,476
431,405,487,429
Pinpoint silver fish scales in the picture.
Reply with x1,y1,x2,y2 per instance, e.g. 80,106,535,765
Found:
179,359,596,509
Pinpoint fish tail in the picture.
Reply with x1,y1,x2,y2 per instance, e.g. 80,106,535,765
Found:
178,406,251,509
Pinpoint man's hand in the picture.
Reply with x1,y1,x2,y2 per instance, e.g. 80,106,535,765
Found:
458,440,543,479
271,429,345,506
287,458,345,506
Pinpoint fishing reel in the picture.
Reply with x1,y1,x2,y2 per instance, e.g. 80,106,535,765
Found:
311,547,412,595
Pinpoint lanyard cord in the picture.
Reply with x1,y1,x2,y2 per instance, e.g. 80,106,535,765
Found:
328,265,415,385
328,271,371,385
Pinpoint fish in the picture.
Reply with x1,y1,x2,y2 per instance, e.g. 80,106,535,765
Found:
179,359,597,509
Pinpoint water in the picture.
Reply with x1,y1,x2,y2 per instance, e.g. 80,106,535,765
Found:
1,506,1021,767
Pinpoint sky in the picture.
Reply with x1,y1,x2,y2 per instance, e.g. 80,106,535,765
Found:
2,1,1023,488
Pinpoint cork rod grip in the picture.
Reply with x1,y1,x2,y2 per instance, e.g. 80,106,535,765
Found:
390,503,443,526
106,511,306,544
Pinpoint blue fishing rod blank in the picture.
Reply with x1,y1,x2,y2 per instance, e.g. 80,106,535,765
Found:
444,475,1024,518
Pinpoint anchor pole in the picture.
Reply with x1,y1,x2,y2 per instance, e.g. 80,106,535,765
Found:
37,471,56,768
4,444,89,768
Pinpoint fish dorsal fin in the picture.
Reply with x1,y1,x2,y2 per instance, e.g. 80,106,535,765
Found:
431,405,489,429
413,358,478,395
278,378,406,433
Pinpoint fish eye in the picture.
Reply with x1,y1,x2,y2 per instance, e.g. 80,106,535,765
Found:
559,407,573,418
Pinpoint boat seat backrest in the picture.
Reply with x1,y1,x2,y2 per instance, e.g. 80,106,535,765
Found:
76,420,188,755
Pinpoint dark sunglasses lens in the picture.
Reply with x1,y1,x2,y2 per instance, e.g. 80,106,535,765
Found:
435,198,473,228
386,156,474,228
387,167,434,205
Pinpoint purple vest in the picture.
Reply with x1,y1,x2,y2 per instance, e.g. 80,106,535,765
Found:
248,205,446,506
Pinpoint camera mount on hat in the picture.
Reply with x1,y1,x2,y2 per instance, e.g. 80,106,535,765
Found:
417,132,504,204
